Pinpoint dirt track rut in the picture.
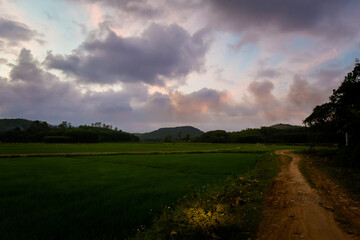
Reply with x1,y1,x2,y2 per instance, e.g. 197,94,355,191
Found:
257,150,357,240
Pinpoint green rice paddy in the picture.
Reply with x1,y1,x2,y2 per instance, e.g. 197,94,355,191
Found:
0,143,305,239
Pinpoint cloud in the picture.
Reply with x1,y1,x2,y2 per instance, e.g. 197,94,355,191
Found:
137,88,258,130
9,49,53,83
0,48,140,126
131,88,233,125
0,58,7,65
242,74,337,125
228,32,258,49
72,20,88,35
65,0,205,22
206,0,360,38
2,48,230,131
311,64,353,89
0,50,332,132
255,68,282,79
170,88,228,115
1,0,357,133
138,92,174,123
286,75,325,110
0,17,37,43
44,23,211,86
66,0,162,19
248,80,275,104
0,49,80,119
247,80,289,122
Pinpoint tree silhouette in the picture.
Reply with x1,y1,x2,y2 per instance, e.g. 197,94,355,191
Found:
304,59,360,164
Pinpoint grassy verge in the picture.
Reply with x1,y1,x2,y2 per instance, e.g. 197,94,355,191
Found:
299,150,360,236
300,149,360,202
298,156,317,190
132,152,281,240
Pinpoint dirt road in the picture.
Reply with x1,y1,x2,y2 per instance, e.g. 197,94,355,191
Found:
257,150,359,240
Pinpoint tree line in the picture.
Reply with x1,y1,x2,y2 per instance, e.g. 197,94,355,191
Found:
304,59,360,166
0,121,139,143
192,126,332,144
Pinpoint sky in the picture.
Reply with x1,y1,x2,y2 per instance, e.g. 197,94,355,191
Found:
0,0,360,133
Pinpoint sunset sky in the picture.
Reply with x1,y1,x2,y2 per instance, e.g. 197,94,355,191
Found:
1,0,360,132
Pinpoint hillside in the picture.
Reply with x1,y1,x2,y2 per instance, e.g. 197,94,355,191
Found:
137,126,204,142
0,118,33,132
269,123,302,129
195,125,309,143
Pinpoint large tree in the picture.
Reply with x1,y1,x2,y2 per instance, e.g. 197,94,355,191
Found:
304,59,360,150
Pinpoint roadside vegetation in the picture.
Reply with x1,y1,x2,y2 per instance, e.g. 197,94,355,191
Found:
132,153,282,240
298,149,360,237
300,149,360,202
298,58,360,205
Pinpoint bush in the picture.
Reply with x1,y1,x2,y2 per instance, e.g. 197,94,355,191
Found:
43,136,72,143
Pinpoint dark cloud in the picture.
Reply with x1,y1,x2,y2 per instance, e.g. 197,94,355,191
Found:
247,80,289,122
206,0,360,38
44,23,211,85
1,49,81,120
132,88,230,124
1,48,224,132
170,88,225,115
83,90,133,116
243,75,335,125
0,49,325,132
255,68,282,79
44,52,81,76
286,75,325,109
10,49,55,83
248,80,275,104
139,92,174,123
0,17,37,43
0,48,139,127
311,64,353,89
139,88,246,128
252,58,285,81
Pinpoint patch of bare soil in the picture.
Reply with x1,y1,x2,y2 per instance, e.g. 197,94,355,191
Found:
257,150,359,240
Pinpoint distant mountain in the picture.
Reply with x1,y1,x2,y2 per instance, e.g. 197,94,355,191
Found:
269,123,302,129
137,126,204,142
0,118,33,132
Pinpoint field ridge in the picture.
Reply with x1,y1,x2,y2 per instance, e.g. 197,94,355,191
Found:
0,149,267,158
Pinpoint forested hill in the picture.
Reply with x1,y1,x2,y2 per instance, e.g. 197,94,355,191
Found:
137,126,204,142
270,123,302,129
193,124,330,144
0,119,139,143
0,118,33,132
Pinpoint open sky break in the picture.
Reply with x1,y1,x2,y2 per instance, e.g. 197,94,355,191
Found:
1,0,360,132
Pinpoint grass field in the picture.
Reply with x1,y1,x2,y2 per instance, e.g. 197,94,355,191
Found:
134,153,285,240
0,151,261,240
0,142,305,155
0,143,308,239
